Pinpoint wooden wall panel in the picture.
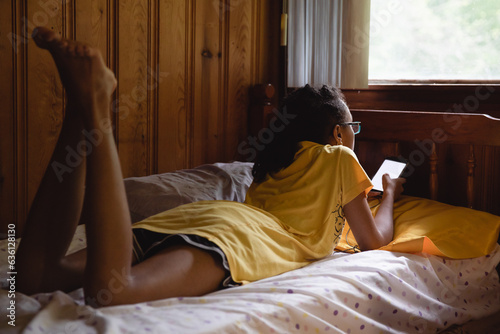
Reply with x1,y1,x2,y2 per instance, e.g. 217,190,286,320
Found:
0,0,15,236
25,0,64,227
157,0,190,173
74,0,111,57
1,0,282,234
13,0,29,233
226,0,253,161
116,0,150,177
254,0,281,103
147,0,159,175
191,0,224,167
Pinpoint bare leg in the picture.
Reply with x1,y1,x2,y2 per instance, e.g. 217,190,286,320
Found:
20,27,226,306
75,40,226,306
75,40,226,307
16,29,90,294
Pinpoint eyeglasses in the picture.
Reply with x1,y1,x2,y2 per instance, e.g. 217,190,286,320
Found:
340,121,361,135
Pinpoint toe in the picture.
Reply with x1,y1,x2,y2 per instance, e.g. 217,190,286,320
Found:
75,43,86,57
65,41,77,56
32,27,60,49
83,45,92,56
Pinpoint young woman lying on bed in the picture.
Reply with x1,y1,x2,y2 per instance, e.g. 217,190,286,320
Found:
16,27,406,307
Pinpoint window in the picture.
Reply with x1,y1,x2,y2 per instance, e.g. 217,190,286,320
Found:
369,0,500,82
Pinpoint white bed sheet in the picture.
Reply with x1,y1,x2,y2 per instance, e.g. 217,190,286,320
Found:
1,224,499,334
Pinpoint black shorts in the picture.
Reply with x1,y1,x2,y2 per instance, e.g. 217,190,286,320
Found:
132,228,239,288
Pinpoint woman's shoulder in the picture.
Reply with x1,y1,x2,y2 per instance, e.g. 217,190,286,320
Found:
296,142,363,175
298,141,356,158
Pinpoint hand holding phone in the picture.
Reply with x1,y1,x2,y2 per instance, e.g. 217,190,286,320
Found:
371,158,407,193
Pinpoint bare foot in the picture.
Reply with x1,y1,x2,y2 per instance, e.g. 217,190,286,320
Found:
32,27,117,126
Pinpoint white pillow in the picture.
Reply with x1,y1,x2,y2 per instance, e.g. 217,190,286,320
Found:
124,162,254,223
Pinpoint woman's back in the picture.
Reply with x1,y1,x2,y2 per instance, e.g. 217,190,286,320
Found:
245,141,372,249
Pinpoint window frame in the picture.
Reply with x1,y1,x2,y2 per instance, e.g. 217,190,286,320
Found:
369,80,500,86
342,84,500,119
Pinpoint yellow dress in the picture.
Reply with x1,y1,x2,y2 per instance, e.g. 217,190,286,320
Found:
131,141,373,283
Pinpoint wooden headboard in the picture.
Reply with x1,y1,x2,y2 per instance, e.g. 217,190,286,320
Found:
250,85,500,216
351,109,500,214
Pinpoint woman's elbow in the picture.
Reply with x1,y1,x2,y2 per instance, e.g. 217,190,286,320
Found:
357,233,391,251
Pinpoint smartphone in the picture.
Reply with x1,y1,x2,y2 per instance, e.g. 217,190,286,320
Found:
371,158,407,193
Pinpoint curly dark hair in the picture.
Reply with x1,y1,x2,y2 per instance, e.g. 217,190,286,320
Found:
252,85,349,183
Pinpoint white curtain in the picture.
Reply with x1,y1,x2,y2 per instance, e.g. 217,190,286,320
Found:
287,0,371,88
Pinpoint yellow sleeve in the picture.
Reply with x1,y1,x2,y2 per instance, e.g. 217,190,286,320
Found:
338,147,373,206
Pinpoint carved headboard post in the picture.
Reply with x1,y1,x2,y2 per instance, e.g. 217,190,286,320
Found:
249,84,276,136
429,143,438,201
467,144,476,208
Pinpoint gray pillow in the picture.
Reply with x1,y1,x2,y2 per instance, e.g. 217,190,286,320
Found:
124,162,254,223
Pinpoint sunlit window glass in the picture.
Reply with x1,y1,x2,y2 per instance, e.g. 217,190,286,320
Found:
369,0,500,81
